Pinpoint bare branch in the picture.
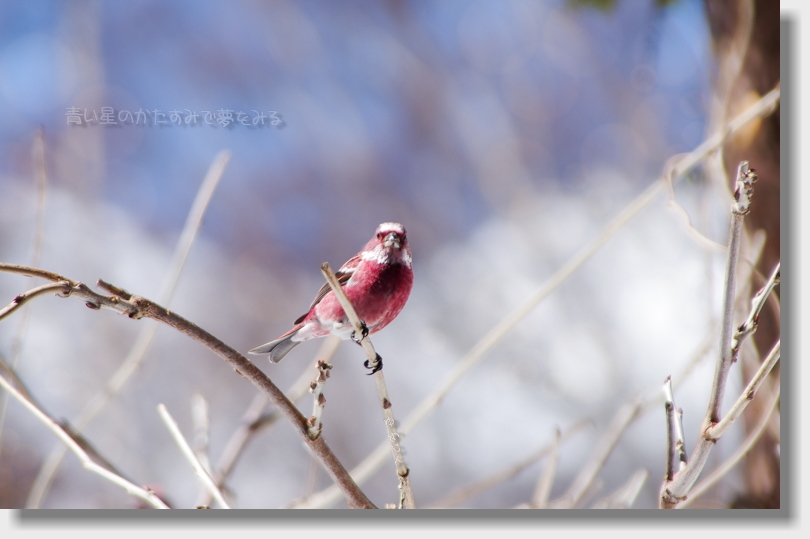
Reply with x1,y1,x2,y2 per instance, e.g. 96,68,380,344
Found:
708,340,780,440
158,403,230,508
320,262,415,509
0,265,141,317
681,382,780,508
307,360,332,440
0,369,169,508
0,264,76,284
0,265,376,508
659,163,772,508
121,285,375,508
708,161,757,424
663,377,687,481
196,338,338,508
731,262,780,361
0,281,71,322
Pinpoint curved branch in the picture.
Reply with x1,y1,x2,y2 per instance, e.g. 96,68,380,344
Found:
0,281,71,321
0,263,376,509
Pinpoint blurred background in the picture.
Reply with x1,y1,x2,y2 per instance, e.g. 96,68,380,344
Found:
0,0,780,509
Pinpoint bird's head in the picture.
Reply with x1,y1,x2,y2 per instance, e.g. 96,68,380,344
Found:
376,222,407,250
361,222,411,266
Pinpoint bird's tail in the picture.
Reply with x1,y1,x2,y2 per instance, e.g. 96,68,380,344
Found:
248,330,301,363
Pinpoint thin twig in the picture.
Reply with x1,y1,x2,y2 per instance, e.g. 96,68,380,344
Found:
157,403,230,508
0,370,169,508
707,340,780,440
663,377,687,481
320,263,415,509
708,162,757,423
680,383,780,508
0,281,72,321
292,85,782,510
307,360,332,440
731,262,780,361
24,150,232,508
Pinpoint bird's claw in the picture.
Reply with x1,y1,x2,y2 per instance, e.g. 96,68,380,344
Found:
364,354,383,375
351,321,369,343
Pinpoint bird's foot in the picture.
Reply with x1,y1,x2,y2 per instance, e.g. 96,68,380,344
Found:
351,321,369,343
364,354,383,375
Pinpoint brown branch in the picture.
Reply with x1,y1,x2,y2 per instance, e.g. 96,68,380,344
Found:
0,263,376,509
196,338,337,508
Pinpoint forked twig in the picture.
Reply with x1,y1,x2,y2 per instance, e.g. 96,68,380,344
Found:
659,163,779,509
707,340,780,440
680,382,780,508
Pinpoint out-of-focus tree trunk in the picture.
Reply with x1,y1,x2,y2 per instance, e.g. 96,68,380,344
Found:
704,0,780,509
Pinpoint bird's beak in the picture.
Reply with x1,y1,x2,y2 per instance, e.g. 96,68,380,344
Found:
383,232,401,249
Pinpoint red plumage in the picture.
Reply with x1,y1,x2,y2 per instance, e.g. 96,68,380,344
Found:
249,222,413,367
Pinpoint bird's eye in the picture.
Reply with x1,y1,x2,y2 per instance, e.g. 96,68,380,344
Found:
377,232,383,239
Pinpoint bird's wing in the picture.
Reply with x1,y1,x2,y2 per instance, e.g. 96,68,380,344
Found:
293,255,360,324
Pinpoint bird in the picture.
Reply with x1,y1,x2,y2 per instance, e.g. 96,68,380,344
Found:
249,222,413,373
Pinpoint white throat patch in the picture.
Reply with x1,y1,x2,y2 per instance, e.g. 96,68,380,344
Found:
361,245,411,267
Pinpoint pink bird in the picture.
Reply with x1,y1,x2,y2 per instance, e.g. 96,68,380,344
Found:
249,222,413,373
